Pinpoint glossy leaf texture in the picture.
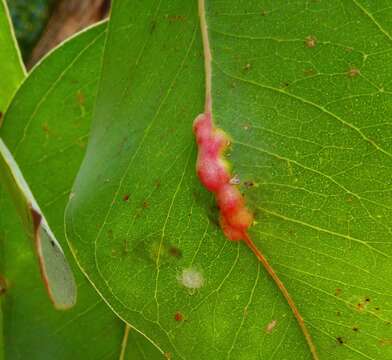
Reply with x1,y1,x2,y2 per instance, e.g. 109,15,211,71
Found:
0,0,77,309
65,1,392,359
0,1,26,358
0,0,25,111
0,22,162,359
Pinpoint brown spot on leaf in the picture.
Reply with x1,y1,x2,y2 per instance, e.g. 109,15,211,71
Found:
0,275,7,295
42,122,50,135
305,35,317,48
356,297,371,312
174,311,183,321
347,67,360,78
336,336,344,345
352,326,359,332
164,352,172,359
380,338,392,346
168,246,182,258
142,201,149,209
261,9,268,16
76,90,85,105
335,288,342,296
123,194,130,202
150,20,157,33
167,15,186,22
244,180,254,188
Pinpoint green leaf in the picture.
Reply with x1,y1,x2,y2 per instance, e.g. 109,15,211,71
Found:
0,1,25,357
0,0,77,309
66,1,392,359
1,21,162,359
0,0,25,111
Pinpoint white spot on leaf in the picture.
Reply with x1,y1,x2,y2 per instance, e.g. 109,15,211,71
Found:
178,267,204,292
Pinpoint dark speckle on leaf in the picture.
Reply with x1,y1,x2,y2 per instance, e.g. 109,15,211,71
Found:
150,20,157,33
0,275,7,295
169,246,182,258
244,180,254,188
174,311,183,321
166,15,187,22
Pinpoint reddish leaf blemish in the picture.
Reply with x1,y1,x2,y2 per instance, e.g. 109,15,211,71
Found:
168,246,182,258
174,311,183,321
193,112,253,241
0,275,7,295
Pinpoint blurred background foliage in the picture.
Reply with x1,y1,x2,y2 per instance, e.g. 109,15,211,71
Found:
6,0,109,68
6,0,54,60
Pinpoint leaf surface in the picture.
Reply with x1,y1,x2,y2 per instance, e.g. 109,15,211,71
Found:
0,0,77,309
0,22,161,359
66,1,392,359
0,0,25,111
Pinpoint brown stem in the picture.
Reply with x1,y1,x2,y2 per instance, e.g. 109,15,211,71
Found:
243,233,319,360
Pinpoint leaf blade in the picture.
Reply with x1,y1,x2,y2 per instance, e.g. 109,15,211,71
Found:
65,1,392,359
1,21,162,359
